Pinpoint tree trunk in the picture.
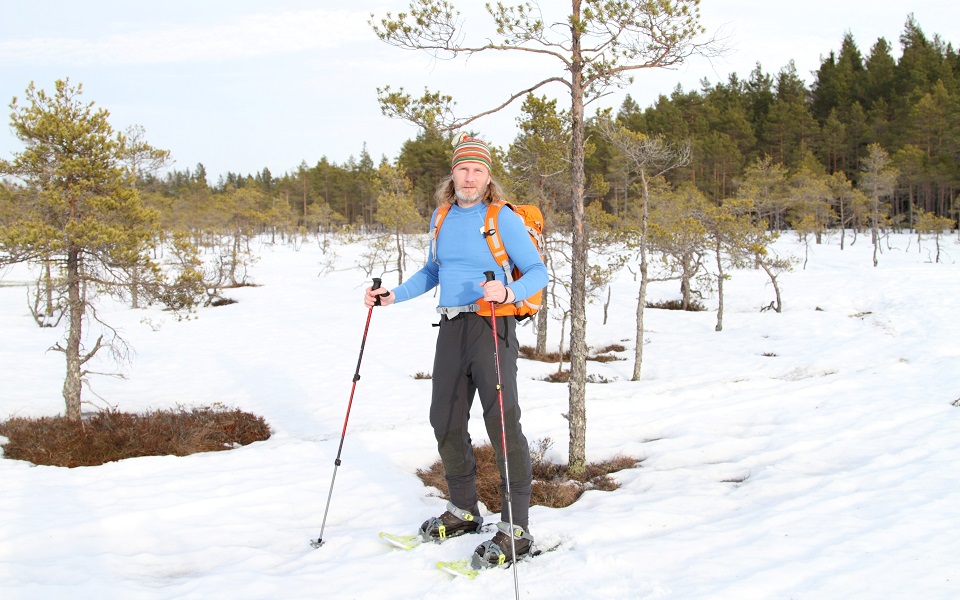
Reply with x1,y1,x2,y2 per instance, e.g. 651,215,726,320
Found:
602,287,610,325
44,260,55,317
557,313,568,374
759,260,783,313
566,0,588,479
535,287,548,355
633,266,648,382
714,240,724,332
230,231,241,285
394,229,405,284
633,170,651,381
680,253,694,309
839,200,846,250
130,264,141,309
907,186,915,230
63,246,83,420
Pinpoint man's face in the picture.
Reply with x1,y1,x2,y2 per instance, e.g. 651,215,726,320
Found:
452,162,491,205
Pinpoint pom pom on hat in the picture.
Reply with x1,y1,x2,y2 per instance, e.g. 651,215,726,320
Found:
451,133,492,172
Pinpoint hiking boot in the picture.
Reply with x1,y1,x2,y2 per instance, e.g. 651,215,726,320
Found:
418,501,483,542
472,522,534,567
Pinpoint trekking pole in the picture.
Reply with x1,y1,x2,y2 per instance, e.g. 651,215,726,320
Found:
311,278,384,549
484,271,521,599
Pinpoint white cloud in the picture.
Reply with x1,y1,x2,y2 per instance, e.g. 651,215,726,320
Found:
0,9,372,66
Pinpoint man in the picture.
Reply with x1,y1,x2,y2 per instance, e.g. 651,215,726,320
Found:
364,134,549,565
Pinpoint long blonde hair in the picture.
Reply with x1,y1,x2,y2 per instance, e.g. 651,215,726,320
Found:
434,174,508,206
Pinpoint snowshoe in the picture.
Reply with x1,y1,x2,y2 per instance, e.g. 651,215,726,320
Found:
470,521,533,568
418,501,483,542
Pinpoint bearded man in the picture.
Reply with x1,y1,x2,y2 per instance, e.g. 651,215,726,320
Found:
364,134,548,565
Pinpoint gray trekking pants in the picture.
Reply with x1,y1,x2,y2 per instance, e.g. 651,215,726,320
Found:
431,312,532,529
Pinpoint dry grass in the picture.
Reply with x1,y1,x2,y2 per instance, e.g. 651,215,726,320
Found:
416,437,641,511
0,406,271,468
519,343,626,364
646,299,707,311
541,370,571,383
539,370,615,384
517,346,569,363
595,343,627,354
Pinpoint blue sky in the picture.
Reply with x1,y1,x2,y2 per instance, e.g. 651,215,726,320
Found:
2,1,958,183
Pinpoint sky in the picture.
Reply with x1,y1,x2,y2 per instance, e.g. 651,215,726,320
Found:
1,231,959,598
2,1,960,183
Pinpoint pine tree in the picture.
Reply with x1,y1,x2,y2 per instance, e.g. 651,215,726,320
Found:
598,119,690,378
0,80,163,420
862,38,897,111
507,94,569,355
397,129,452,216
858,144,899,267
372,0,718,476
370,164,423,284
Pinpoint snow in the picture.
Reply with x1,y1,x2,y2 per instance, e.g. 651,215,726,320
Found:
1,233,959,599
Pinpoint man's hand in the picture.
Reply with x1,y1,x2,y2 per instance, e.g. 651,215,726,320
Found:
481,279,514,304
364,286,394,308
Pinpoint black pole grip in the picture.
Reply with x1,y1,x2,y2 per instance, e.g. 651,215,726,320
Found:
372,277,383,306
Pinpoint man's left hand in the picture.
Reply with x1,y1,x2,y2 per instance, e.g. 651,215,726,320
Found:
481,279,513,304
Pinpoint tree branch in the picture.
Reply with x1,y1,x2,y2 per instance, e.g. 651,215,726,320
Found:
80,335,105,366
379,77,569,132
452,77,571,131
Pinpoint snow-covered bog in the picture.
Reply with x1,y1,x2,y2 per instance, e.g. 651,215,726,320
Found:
1,234,959,599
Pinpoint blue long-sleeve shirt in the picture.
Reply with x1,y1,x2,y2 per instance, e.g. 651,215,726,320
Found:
392,202,549,308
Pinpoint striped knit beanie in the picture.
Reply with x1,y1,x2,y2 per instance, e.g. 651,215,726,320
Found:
450,133,492,172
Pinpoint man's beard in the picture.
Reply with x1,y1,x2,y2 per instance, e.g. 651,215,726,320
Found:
454,183,486,204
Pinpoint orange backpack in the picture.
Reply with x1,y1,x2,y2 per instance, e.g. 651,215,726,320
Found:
432,200,545,320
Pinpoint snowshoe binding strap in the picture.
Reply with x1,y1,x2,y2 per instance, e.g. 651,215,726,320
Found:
471,522,534,567
418,501,483,542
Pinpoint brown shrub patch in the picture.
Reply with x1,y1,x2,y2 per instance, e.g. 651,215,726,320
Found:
646,299,707,311
416,437,641,511
538,370,614,384
595,343,626,354
542,370,570,383
519,347,568,362
0,407,271,468
520,344,626,364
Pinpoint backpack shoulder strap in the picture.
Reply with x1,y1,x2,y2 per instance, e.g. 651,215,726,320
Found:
432,202,453,236
430,203,453,265
482,200,515,281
